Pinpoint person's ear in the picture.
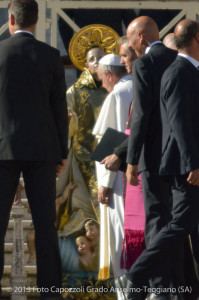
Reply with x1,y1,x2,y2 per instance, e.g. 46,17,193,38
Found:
139,32,146,45
137,31,142,43
10,14,15,26
195,32,199,44
106,71,112,82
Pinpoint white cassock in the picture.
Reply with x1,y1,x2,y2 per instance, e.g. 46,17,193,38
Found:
93,75,133,300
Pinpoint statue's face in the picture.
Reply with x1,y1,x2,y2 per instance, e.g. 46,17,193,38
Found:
76,237,90,255
85,224,99,241
85,48,105,80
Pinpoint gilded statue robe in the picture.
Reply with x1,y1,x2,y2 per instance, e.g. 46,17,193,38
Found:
57,68,107,236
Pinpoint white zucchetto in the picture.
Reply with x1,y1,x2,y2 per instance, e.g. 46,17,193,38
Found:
99,53,122,66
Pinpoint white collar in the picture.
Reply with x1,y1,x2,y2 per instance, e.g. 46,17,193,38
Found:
113,74,132,90
14,30,33,36
145,41,162,54
178,53,199,69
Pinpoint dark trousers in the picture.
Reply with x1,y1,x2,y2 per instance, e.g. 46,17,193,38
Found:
190,224,199,266
0,160,62,297
183,236,199,297
129,174,199,291
141,171,184,289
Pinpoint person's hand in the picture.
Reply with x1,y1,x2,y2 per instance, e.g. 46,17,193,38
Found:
67,181,77,190
62,182,76,199
68,109,73,118
126,164,140,186
187,168,199,186
98,186,113,205
100,154,121,172
56,159,67,177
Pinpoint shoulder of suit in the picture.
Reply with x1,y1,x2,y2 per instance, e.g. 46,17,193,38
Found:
136,46,177,68
162,59,186,82
147,44,177,57
0,35,60,55
0,36,12,46
164,46,178,57
133,53,152,70
36,39,60,54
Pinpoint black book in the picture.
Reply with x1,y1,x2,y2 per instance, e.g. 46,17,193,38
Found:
91,127,128,171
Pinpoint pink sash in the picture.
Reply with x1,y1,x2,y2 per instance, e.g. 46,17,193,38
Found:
121,129,145,269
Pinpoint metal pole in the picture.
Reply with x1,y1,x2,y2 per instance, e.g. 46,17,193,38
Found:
36,0,47,42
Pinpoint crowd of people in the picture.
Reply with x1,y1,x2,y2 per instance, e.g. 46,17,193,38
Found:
0,1,199,300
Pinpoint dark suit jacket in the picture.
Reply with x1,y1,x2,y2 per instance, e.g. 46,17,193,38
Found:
160,56,199,175
126,43,177,173
0,32,68,162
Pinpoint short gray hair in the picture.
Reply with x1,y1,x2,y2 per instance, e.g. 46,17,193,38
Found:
117,35,135,55
99,64,127,77
117,35,128,46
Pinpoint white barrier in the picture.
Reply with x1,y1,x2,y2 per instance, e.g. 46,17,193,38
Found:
0,0,199,46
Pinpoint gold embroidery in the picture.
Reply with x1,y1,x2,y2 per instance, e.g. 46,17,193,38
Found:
59,69,107,230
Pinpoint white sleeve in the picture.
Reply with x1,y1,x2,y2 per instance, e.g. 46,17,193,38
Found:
92,92,117,136
93,92,123,188
96,162,117,188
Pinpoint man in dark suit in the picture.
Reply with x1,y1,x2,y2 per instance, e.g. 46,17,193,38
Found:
115,16,178,300
116,18,199,300
0,1,68,299
160,19,199,298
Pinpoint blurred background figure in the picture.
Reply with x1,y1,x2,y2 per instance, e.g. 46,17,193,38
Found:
163,32,177,50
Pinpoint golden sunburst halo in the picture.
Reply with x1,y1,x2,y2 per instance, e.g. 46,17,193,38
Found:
69,24,120,70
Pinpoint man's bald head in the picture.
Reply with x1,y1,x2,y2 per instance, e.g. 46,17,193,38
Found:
128,16,159,41
127,16,159,57
174,19,199,50
163,33,177,50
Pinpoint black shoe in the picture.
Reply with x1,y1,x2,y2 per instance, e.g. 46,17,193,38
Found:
115,274,142,300
146,293,170,300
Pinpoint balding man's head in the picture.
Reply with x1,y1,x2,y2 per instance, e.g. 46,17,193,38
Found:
174,19,199,50
127,16,159,57
163,33,177,50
